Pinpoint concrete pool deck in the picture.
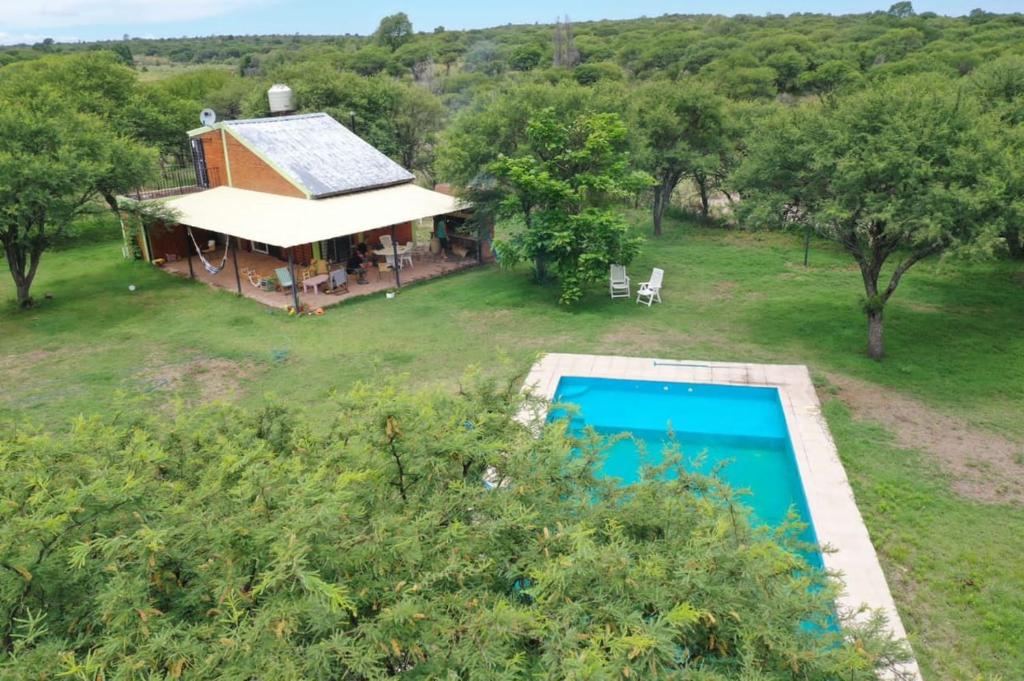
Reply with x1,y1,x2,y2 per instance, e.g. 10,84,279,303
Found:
524,353,921,680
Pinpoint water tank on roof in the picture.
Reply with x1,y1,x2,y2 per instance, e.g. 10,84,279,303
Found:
267,84,295,114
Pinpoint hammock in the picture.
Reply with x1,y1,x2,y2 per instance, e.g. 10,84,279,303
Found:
186,227,230,275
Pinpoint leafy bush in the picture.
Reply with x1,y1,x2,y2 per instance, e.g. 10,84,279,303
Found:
0,377,908,678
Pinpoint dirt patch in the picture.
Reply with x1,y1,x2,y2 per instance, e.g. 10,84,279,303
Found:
825,373,1024,504
694,280,738,302
0,348,93,405
137,356,258,405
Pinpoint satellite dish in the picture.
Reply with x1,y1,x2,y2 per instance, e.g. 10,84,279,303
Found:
199,108,217,126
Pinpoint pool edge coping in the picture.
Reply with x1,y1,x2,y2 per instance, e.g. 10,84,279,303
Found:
523,352,922,681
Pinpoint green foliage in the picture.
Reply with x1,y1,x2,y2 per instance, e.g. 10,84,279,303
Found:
734,74,1000,358
375,12,414,51
0,376,908,678
971,54,1024,125
463,40,506,76
0,55,156,307
489,109,649,303
572,61,624,85
509,44,543,71
798,60,865,104
632,80,735,232
888,2,916,19
110,43,133,66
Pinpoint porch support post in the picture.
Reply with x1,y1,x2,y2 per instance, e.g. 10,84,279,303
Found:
390,224,401,288
187,238,195,279
288,247,300,313
232,236,242,295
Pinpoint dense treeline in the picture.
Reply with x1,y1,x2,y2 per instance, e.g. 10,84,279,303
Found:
2,7,1023,350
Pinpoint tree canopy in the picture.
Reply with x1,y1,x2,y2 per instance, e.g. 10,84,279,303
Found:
488,109,649,303
0,377,908,678
633,81,734,234
375,12,414,51
733,74,999,359
0,54,155,307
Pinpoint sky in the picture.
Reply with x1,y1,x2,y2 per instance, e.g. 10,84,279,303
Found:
0,0,1019,45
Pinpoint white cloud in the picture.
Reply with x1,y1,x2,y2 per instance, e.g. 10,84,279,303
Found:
0,0,271,30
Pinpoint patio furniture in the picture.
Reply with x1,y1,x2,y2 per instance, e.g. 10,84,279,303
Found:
302,273,329,294
328,268,351,292
636,268,664,307
274,266,294,292
610,264,630,299
380,234,394,252
400,243,414,270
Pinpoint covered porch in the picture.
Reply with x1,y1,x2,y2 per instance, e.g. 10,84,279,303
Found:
160,242,480,309
146,183,485,311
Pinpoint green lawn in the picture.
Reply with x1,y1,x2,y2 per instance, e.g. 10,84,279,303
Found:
2,213,1022,679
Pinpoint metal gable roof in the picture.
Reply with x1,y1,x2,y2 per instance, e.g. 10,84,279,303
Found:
221,113,414,199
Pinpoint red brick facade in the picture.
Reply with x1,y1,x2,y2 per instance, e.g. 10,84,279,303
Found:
164,128,421,268
196,130,305,198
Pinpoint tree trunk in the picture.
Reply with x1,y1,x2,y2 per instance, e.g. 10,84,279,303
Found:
696,174,710,218
533,254,548,283
867,308,885,360
1007,225,1023,260
3,240,41,309
652,188,664,237
652,173,680,237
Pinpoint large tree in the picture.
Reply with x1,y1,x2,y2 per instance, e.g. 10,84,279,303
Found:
971,55,1024,259
733,75,997,360
0,378,908,678
0,103,153,308
633,81,734,235
489,109,649,303
375,12,413,51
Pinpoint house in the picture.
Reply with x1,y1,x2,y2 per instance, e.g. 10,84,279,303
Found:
138,111,485,310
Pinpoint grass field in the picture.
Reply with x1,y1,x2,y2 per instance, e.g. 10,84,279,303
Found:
2,212,1022,679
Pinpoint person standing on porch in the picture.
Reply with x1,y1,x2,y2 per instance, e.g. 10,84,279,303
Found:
436,219,449,261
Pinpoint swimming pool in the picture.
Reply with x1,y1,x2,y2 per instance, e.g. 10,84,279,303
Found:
527,354,920,679
552,376,821,562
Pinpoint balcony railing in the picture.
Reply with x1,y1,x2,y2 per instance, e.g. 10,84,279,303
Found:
128,143,220,201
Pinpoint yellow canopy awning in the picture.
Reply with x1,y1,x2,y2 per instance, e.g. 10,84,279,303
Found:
159,184,466,248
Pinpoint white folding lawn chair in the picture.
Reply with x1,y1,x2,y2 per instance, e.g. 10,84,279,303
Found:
609,264,630,299
636,267,664,307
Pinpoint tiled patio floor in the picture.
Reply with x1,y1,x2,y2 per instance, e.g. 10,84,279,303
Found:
161,248,479,309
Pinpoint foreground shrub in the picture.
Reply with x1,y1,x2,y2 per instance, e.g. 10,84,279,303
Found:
0,376,907,678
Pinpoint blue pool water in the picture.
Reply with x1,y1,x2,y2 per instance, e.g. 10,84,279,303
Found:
552,376,821,562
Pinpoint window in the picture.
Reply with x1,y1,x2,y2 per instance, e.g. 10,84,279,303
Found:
252,241,269,254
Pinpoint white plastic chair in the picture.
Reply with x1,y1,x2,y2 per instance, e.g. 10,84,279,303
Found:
380,234,394,252
636,268,664,307
400,242,414,270
609,264,630,299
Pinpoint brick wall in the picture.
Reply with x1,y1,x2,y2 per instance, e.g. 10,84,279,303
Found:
194,130,305,198
147,222,189,260
198,131,227,189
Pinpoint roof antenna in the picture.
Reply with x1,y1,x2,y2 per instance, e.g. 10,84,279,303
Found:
199,108,217,126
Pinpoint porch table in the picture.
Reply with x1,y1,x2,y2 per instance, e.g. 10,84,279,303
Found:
374,244,412,269
302,273,329,293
